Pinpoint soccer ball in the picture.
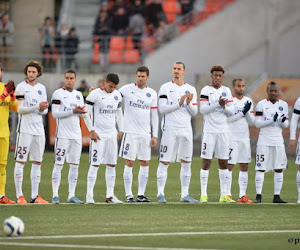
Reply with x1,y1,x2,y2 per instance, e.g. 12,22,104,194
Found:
2,216,25,237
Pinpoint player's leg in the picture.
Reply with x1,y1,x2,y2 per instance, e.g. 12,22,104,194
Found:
86,139,102,204
66,139,83,204
0,137,15,204
119,133,136,202
157,127,176,203
227,141,238,199
254,145,268,203
200,132,216,203
295,141,300,203
104,137,122,204
273,146,287,203
14,132,31,204
52,138,68,204
136,135,151,202
29,135,47,203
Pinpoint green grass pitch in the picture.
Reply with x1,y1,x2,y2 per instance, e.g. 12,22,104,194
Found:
0,152,300,249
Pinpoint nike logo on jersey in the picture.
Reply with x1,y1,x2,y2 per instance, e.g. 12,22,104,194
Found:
63,97,67,99
25,91,30,93
170,90,175,93
131,91,136,94
102,97,106,99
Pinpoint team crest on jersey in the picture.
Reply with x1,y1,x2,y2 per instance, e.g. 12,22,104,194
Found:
185,90,190,94
76,95,80,100
222,92,226,97
278,106,283,111
124,151,128,155
257,163,261,167
114,96,118,100
19,155,23,159
38,90,42,95
160,154,164,158
146,93,151,97
57,157,61,161
202,151,206,155
93,158,97,162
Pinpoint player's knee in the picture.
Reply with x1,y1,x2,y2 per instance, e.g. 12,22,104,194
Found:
140,160,149,166
160,161,169,166
218,159,228,169
274,169,283,173
125,160,134,167
228,164,234,171
202,159,211,170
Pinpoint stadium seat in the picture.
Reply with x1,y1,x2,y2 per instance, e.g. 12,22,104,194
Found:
166,13,176,23
125,36,135,50
142,37,156,54
163,2,177,14
124,49,140,64
92,43,100,63
109,49,123,63
52,50,60,62
110,36,125,50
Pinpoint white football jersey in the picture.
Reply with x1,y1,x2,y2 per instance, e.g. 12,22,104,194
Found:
15,80,47,135
228,96,255,141
86,87,122,137
119,83,157,136
51,88,85,140
158,80,198,129
200,85,234,133
290,97,300,140
255,98,289,146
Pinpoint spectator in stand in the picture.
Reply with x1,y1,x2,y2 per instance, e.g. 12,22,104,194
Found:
55,24,69,69
179,0,195,25
64,27,79,70
127,10,145,51
111,7,129,36
144,0,166,35
76,79,90,101
129,0,144,15
155,20,170,47
40,16,55,71
0,12,14,68
93,10,111,71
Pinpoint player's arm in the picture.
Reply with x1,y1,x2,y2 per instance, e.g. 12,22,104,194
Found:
223,94,235,116
186,88,198,116
290,99,300,141
116,102,124,141
51,92,73,118
254,102,274,128
227,112,243,123
15,86,40,114
158,86,182,114
199,89,219,115
245,100,255,126
37,88,49,115
279,103,289,129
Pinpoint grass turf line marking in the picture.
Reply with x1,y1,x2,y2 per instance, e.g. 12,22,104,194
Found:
1,230,300,240
0,242,221,250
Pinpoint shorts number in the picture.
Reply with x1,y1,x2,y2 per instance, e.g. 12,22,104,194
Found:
202,143,207,150
229,148,233,156
125,143,130,151
56,148,66,157
17,147,27,155
160,145,167,153
256,154,265,162
93,150,97,157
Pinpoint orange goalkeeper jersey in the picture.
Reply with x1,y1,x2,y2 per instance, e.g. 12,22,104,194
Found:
0,82,18,138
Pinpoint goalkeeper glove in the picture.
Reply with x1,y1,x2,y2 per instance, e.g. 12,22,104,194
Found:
242,101,252,115
273,112,278,122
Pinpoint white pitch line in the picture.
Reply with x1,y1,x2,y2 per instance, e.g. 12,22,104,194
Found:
0,242,221,250
1,230,300,241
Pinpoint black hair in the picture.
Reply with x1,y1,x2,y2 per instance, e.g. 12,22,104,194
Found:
106,73,119,85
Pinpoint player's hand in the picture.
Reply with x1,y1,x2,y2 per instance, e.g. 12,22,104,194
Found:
90,130,100,142
280,114,287,123
39,101,49,112
0,86,8,101
89,87,96,93
117,131,123,141
288,139,296,151
150,137,158,148
6,80,15,94
273,112,278,122
179,94,187,106
219,96,227,109
186,93,194,105
73,105,87,114
242,101,252,115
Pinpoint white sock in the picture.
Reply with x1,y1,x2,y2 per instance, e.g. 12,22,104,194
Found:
68,164,79,198
239,171,248,198
274,172,283,195
255,171,265,194
14,162,24,198
297,171,300,200
123,165,133,197
219,169,228,197
180,162,191,198
138,166,149,196
200,169,209,196
106,165,116,198
52,164,63,197
227,170,232,196
157,162,168,196
31,164,41,199
87,165,99,197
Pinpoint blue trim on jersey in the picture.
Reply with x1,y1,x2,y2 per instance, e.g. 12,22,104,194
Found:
14,132,20,160
120,133,127,157
162,115,166,132
16,115,22,133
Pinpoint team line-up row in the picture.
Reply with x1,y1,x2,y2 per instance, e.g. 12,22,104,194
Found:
0,61,299,205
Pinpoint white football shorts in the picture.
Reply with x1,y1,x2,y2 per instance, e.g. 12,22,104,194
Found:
200,132,229,160
255,145,287,172
54,138,82,165
295,139,300,165
228,139,251,164
119,133,151,161
159,126,193,163
15,132,45,162
90,136,118,165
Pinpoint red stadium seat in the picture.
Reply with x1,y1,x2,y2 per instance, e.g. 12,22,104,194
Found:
110,36,125,50
125,36,135,50
92,43,100,63
124,49,140,64
109,49,123,63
